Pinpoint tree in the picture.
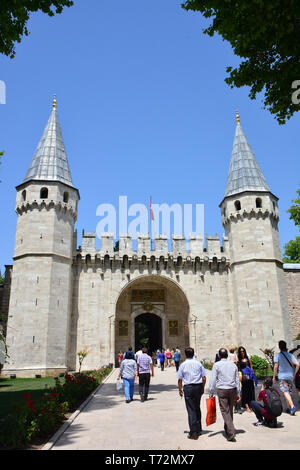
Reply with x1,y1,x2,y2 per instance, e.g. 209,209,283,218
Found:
77,347,89,373
283,238,300,264
182,1,300,124
0,1,74,59
287,187,300,227
283,186,300,263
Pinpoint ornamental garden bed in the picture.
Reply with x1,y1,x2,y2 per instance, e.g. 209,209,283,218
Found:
0,367,111,450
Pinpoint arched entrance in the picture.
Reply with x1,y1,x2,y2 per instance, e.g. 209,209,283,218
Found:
135,313,162,356
114,275,190,364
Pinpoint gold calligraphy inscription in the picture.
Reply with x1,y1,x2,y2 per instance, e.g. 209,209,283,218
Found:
118,320,129,337
168,320,179,336
131,289,165,302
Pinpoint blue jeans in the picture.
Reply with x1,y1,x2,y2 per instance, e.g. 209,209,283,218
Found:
123,378,135,400
250,400,264,421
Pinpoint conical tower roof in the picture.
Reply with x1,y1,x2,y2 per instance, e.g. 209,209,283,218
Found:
23,96,74,187
224,111,270,198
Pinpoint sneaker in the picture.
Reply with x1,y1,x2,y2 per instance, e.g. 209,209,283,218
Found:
140,396,145,402
290,406,296,416
227,434,236,442
254,421,264,426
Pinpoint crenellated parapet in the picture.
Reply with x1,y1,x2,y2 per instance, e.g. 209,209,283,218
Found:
77,231,230,270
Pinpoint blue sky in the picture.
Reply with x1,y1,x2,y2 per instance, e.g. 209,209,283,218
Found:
0,0,299,272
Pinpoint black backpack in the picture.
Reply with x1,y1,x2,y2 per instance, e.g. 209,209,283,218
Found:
265,388,282,417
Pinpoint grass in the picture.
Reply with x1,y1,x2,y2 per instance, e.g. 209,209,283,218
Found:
0,376,63,419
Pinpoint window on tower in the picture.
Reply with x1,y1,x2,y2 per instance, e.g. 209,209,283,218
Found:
234,200,241,211
40,187,48,199
22,190,26,201
63,191,69,203
256,197,262,208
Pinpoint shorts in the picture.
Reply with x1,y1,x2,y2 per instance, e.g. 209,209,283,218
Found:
279,379,295,394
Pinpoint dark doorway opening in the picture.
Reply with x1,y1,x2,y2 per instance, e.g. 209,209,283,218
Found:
135,313,162,356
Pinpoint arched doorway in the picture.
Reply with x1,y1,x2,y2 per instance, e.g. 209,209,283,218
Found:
135,313,162,356
114,275,190,364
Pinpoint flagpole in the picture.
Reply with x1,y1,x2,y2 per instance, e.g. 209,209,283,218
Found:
150,196,154,251
150,196,152,251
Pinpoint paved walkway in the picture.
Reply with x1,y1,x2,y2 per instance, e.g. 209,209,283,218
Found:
47,366,300,450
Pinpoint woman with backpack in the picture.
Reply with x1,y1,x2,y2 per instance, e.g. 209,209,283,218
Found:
250,377,282,427
237,346,256,413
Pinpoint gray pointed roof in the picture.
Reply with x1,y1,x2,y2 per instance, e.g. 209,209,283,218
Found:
224,122,270,198
23,104,74,187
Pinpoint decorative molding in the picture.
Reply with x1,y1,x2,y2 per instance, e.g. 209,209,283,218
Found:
15,199,77,221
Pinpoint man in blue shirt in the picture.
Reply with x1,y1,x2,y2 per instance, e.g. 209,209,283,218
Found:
209,348,241,442
173,349,181,371
158,349,166,371
273,340,299,416
177,347,206,440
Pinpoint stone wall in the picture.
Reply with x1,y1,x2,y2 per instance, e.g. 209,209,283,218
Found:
284,265,300,340
0,265,13,336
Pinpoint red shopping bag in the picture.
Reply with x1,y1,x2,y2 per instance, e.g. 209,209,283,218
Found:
206,396,216,426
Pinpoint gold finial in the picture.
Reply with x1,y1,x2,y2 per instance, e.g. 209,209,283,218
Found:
236,109,240,125
53,94,57,109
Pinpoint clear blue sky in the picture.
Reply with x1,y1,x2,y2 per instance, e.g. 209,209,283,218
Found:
0,0,299,273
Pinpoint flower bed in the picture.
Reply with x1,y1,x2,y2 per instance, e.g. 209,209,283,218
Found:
0,367,111,449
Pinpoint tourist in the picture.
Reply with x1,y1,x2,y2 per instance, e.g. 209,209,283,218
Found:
118,350,123,367
273,340,299,415
228,348,238,364
156,349,160,367
117,351,137,403
237,346,255,413
171,348,175,366
135,347,143,362
289,344,300,356
214,349,221,362
173,348,181,371
289,346,300,402
177,347,206,440
158,349,166,371
137,347,154,402
209,348,241,442
166,348,172,367
250,377,282,427
123,346,136,360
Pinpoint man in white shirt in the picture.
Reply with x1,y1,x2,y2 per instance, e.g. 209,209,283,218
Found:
177,347,206,440
135,348,143,361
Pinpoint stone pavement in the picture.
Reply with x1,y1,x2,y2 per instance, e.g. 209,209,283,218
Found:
46,366,300,450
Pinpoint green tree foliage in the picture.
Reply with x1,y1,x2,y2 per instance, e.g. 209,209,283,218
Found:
182,1,300,124
283,237,300,264
0,1,74,59
287,187,300,227
283,186,300,263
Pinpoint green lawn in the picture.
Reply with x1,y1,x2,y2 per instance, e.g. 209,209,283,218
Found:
0,376,63,419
